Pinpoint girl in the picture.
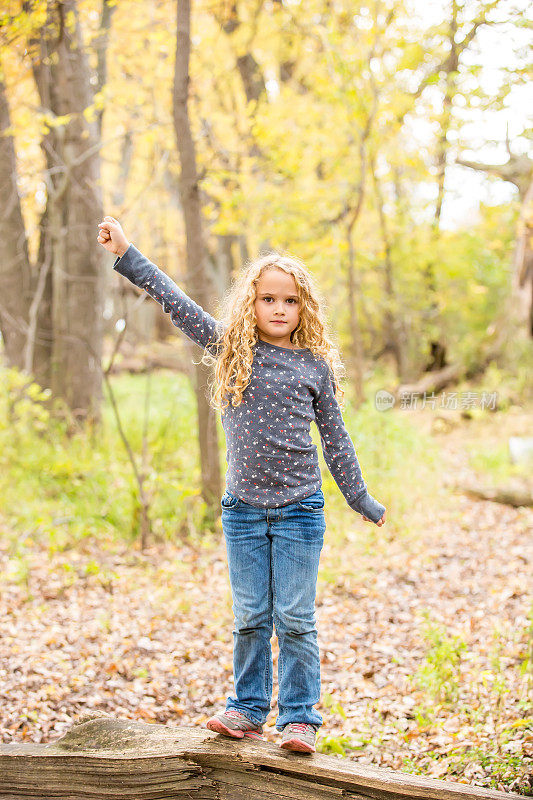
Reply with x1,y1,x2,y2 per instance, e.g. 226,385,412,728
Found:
97,215,386,754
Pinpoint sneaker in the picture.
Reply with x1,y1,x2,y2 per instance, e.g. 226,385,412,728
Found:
279,722,317,753
206,709,263,739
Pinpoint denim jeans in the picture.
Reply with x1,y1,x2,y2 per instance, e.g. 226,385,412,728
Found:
221,487,326,731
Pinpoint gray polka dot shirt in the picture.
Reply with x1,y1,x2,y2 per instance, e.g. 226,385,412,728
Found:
113,244,386,523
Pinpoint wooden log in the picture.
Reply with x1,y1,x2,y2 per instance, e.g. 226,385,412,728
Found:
106,340,193,376
107,352,190,374
461,479,533,507
395,364,464,400
0,716,517,800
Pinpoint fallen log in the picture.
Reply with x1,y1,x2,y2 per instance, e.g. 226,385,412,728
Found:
105,340,193,376
461,479,533,508
107,351,191,374
0,716,517,800
395,364,464,401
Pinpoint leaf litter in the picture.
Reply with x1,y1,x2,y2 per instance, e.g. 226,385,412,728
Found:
0,408,531,793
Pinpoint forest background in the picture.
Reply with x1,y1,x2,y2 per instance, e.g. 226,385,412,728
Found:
0,0,531,793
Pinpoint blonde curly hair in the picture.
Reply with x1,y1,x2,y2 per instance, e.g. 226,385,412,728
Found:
199,251,346,413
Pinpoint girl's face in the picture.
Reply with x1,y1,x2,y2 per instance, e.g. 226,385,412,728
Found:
254,268,301,348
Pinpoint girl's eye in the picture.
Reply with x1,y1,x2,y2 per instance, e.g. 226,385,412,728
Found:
264,297,297,303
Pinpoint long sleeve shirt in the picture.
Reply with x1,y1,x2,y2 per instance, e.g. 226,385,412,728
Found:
112,243,386,523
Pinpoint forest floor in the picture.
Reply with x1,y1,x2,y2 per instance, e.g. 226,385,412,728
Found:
1,405,531,794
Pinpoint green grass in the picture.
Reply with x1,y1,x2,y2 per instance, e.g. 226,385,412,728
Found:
316,389,442,589
458,359,533,482
1,363,437,552
0,366,207,551
467,439,531,483
410,613,468,708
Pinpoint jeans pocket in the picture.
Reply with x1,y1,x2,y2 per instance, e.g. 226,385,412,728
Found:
297,489,325,513
221,491,242,510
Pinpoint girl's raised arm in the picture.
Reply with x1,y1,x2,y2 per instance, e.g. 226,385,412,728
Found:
313,365,386,524
98,216,224,352
112,243,224,353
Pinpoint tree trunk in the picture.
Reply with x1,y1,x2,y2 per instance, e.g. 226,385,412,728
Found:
173,0,222,513
29,0,105,423
0,76,33,371
212,5,267,282
31,204,54,391
370,156,410,382
514,177,533,336
422,0,460,373
344,119,375,408
346,228,366,406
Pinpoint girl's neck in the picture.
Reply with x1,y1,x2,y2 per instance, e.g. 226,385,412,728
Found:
257,336,307,352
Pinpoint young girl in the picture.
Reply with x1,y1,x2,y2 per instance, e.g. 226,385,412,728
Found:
97,215,386,754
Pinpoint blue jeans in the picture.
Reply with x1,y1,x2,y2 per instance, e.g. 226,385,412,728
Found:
221,487,326,731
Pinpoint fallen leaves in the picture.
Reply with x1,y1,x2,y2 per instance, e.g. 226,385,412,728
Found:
0,411,531,793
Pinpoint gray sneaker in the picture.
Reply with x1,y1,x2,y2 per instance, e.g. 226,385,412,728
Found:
280,722,318,753
206,709,263,739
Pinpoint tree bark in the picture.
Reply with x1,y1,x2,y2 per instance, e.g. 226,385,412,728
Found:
173,0,222,514
31,204,54,391
0,716,513,800
93,0,116,138
422,0,460,373
0,75,33,371
461,479,532,508
28,0,105,423
344,94,377,407
370,155,410,382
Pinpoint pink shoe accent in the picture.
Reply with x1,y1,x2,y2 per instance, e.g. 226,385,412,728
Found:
280,737,315,753
206,709,263,740
279,723,316,753
206,717,244,738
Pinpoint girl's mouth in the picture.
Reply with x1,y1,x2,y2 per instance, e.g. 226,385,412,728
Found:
271,321,287,324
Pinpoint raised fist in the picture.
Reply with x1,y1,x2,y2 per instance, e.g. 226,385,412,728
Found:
97,216,130,258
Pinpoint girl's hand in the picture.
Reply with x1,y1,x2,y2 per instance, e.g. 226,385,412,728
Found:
97,216,130,257
362,511,386,526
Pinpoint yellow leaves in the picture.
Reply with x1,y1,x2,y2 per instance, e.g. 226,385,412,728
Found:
403,724,432,740
0,3,47,41
40,97,106,132
43,683,60,699
480,669,496,687
141,128,159,147
65,9,76,34
39,111,73,133
83,104,97,123
509,717,533,729
133,708,157,721
0,122,18,138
